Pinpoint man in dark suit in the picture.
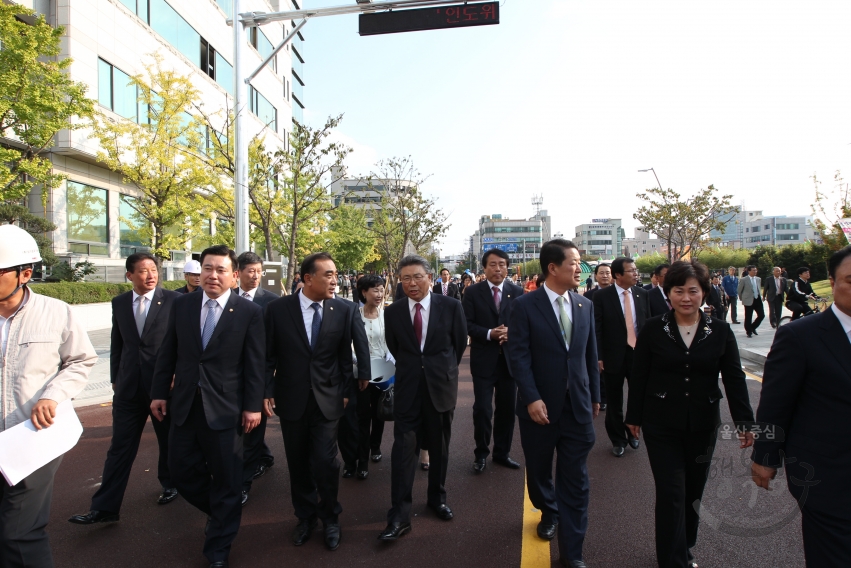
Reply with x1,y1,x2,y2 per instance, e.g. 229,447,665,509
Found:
234,252,279,506
175,259,202,294
508,239,600,568
706,275,725,318
69,253,180,527
762,266,787,328
264,252,370,551
150,245,265,568
462,248,523,473
582,263,612,303
647,263,671,316
592,257,648,458
752,246,851,567
378,255,467,541
433,268,461,300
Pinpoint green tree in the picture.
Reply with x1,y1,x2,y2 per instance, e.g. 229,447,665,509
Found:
746,243,831,281
327,204,379,273
634,185,734,262
693,247,750,271
0,5,93,203
90,59,217,260
634,252,668,276
811,171,851,251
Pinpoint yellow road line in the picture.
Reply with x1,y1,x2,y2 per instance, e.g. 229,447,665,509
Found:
744,370,763,383
520,470,550,567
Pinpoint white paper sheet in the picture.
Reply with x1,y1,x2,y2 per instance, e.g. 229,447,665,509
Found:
369,357,396,382
0,399,83,486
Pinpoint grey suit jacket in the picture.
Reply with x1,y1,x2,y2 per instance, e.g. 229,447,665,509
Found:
737,276,762,306
763,277,787,302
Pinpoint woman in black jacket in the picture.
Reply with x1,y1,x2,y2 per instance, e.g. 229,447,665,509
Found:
626,260,755,568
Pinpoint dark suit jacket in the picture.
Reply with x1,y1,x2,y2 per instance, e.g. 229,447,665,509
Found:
265,294,370,422
762,276,787,302
395,282,406,302
592,284,649,376
752,308,851,510
582,285,600,301
432,281,461,301
174,285,199,295
707,285,724,316
507,286,600,425
151,291,266,430
384,292,467,418
111,288,180,401
462,279,523,377
643,284,655,291
625,312,754,431
647,286,670,317
241,286,278,308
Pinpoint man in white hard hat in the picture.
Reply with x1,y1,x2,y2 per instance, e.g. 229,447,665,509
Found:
0,224,97,568
177,259,202,294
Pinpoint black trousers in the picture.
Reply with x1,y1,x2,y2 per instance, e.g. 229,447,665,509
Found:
169,393,243,563
603,349,633,448
472,354,516,461
0,456,62,568
91,385,172,513
242,414,273,492
369,387,386,453
388,378,453,524
743,300,765,335
642,424,716,568
337,389,360,468
727,296,738,322
281,391,342,523
766,297,784,326
518,392,595,562
354,385,386,469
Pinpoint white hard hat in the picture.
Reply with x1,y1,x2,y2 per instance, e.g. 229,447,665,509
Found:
183,259,202,274
0,224,41,270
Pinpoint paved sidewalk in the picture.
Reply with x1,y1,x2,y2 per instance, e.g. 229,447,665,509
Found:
73,328,113,408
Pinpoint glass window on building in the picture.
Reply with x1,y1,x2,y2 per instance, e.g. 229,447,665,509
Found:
149,0,201,67
777,234,800,241
216,0,233,14
119,194,149,257
250,28,277,72
215,52,234,95
67,182,109,254
98,59,138,121
249,86,277,132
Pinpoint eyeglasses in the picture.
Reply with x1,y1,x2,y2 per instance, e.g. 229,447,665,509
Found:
0,267,21,276
400,274,427,283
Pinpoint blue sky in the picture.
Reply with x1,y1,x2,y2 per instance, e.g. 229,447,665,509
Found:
300,0,851,255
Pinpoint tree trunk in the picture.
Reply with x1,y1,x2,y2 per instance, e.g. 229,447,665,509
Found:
286,216,298,291
264,229,273,263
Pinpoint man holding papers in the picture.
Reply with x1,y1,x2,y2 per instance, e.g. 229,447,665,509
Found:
0,225,97,568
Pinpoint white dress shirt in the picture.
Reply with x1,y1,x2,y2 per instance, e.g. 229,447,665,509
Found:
831,303,851,344
132,288,156,320
298,289,324,346
487,278,505,341
542,282,572,351
408,291,432,351
614,282,638,335
0,288,29,358
200,289,231,334
238,287,257,301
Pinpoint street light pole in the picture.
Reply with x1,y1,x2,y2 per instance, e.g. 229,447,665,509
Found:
638,167,664,192
233,0,249,254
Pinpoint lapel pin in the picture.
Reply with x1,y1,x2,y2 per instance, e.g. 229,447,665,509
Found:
157,301,161,305
507,294,511,298
330,307,334,311
229,308,233,312
578,303,582,307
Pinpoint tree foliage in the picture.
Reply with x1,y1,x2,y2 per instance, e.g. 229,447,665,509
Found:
364,157,449,288
634,252,668,276
634,185,734,262
746,242,832,281
0,5,93,203
90,59,217,260
692,247,750,271
811,170,851,251
326,204,379,272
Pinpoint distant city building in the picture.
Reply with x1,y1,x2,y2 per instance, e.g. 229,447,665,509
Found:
622,227,663,257
478,213,543,265
710,208,764,249
328,167,417,227
742,214,821,249
574,218,624,259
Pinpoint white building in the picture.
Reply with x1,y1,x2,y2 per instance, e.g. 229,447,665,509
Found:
328,169,417,227
574,218,624,259
742,214,821,249
10,0,299,281
622,226,663,257
478,214,543,265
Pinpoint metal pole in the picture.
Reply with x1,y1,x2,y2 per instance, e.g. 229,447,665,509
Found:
234,0,250,254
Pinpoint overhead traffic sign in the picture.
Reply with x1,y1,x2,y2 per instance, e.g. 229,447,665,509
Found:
359,2,499,36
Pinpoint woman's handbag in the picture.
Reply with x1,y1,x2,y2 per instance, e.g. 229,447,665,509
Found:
376,383,395,422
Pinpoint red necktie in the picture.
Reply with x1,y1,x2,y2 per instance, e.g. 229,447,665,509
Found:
414,303,423,348
492,286,500,311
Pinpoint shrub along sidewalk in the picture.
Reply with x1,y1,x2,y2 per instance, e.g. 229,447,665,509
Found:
29,281,186,305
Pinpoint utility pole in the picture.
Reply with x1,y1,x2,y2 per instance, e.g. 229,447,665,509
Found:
233,0,249,254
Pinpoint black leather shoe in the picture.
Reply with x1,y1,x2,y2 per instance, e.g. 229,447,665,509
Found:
628,436,640,450
752,330,759,336
356,469,368,480
537,520,557,540
68,510,119,525
473,458,486,473
342,464,355,478
292,518,318,546
746,333,752,338
252,463,269,480
378,522,412,541
732,320,741,324
209,562,228,568
612,445,625,457
559,559,587,568
493,456,521,469
241,491,248,507
429,504,454,521
157,487,178,505
371,452,382,462
599,404,607,411
324,523,341,550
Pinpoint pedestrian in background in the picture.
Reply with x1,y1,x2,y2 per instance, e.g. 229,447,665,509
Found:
583,263,612,302
762,266,787,328
626,260,754,568
738,265,765,338
721,266,740,324
647,263,671,316
0,225,97,568
176,259,202,294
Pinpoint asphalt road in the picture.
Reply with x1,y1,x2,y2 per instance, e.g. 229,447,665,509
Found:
49,349,805,567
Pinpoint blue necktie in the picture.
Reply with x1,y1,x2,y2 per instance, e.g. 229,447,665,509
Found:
310,302,322,349
201,299,218,350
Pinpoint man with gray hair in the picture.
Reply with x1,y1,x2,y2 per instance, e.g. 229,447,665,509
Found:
378,255,467,541
762,266,787,328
